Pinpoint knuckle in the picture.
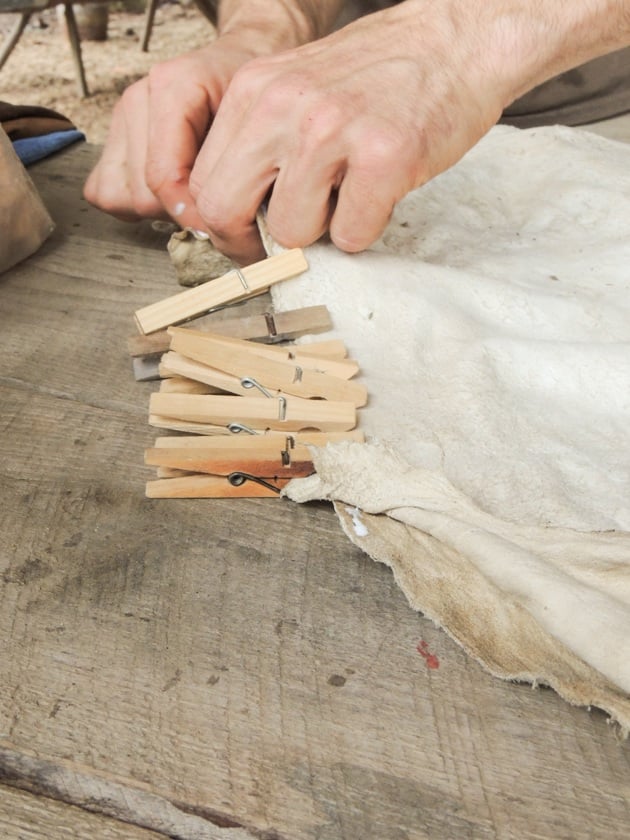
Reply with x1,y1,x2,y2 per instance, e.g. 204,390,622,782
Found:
228,58,269,99
354,124,409,173
145,162,189,199
233,66,311,116
129,190,161,219
195,194,234,239
118,77,147,112
144,165,168,196
147,59,180,92
83,170,119,214
298,96,346,150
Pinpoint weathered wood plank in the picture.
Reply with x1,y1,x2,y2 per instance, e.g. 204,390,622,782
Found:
0,142,628,840
0,783,167,840
0,757,257,840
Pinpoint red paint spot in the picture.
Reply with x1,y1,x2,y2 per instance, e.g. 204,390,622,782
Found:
416,640,440,669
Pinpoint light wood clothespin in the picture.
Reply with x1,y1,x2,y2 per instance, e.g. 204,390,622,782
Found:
149,392,357,432
134,249,309,335
151,430,366,448
169,328,358,378
166,328,367,406
158,376,222,395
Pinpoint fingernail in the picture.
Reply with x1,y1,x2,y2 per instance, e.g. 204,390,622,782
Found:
187,228,210,240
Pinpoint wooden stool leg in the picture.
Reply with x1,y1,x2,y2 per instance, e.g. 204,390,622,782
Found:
0,12,32,71
63,2,90,98
141,0,159,52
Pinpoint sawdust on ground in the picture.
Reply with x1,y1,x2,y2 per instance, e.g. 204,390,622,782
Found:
0,2,214,143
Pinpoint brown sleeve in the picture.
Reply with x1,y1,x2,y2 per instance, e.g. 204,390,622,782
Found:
0,101,76,139
192,0,219,25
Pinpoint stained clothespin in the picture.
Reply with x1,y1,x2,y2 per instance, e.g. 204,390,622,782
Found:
146,473,293,498
127,305,334,358
166,327,367,406
144,431,364,497
134,249,309,334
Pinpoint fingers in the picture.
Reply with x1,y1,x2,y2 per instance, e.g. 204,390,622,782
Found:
84,50,227,232
144,58,214,233
85,1,504,263
187,61,278,263
190,61,343,262
192,154,272,265
190,70,414,260
190,135,278,263
191,135,340,263
329,121,421,252
84,79,164,221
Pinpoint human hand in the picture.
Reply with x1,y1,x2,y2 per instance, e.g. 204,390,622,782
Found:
87,0,630,265
187,0,510,264
83,35,278,233
187,0,630,264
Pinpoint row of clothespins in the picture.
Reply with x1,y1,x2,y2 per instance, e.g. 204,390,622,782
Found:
130,249,367,498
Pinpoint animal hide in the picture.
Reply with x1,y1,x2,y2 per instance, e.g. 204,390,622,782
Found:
267,124,630,731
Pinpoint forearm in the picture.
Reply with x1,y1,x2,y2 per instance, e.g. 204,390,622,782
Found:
216,0,347,49
460,0,630,106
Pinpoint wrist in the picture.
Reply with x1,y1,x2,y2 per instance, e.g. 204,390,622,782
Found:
472,1,630,108
216,1,345,52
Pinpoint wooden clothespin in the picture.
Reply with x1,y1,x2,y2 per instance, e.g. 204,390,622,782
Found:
144,431,364,498
134,249,309,335
169,330,358,377
158,376,221,395
149,392,357,433
166,328,367,406
146,473,293,498
151,430,365,448
127,305,334,358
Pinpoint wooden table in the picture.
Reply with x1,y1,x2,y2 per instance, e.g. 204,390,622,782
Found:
1,142,629,840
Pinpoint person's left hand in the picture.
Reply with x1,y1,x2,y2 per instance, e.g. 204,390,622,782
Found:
83,37,273,236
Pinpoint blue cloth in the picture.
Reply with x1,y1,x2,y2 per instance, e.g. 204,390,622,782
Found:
12,129,85,166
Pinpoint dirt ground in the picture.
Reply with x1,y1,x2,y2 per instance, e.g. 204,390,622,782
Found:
0,1,214,143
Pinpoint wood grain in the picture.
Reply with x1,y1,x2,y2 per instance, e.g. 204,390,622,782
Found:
0,143,628,839
0,783,168,840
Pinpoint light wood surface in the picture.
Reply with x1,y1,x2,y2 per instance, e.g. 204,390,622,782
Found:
1,142,629,840
0,783,167,840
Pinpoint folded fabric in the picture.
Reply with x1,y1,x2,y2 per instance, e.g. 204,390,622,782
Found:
12,129,85,166
266,124,630,732
0,100,77,139
0,100,84,165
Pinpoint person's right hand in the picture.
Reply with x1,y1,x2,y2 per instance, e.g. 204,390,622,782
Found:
83,35,268,234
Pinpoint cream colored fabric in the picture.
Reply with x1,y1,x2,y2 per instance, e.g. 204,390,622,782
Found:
267,124,630,729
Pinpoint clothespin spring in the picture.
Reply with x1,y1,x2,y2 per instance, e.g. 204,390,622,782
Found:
228,472,282,493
